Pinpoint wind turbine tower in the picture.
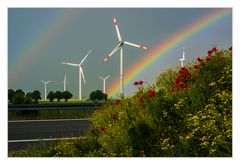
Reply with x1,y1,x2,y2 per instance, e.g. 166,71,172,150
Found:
41,80,51,100
62,49,92,100
98,75,111,93
102,17,148,98
179,47,186,67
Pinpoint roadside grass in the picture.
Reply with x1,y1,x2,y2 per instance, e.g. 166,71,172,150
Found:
8,108,96,120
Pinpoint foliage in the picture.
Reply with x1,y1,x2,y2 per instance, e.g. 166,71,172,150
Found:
8,89,15,103
12,93,25,104
55,91,63,102
15,89,25,96
62,91,73,102
31,90,41,104
47,91,56,102
10,47,232,157
89,90,108,102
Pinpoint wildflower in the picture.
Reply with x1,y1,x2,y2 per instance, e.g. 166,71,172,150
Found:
197,57,203,63
178,81,185,87
212,47,217,52
99,127,105,133
134,81,139,86
216,55,222,59
194,77,200,81
206,55,211,62
112,114,118,121
175,75,182,84
194,64,200,69
148,90,157,97
115,99,121,106
139,97,144,104
173,87,180,92
139,80,144,85
208,50,213,56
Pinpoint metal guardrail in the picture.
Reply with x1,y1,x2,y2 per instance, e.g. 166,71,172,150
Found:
8,103,101,111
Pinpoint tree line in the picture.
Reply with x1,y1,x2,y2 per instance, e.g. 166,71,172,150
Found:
8,89,108,104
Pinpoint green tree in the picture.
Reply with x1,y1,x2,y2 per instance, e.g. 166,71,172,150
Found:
24,96,33,104
89,90,107,102
15,89,25,96
8,89,15,103
12,93,25,104
62,91,73,102
31,90,41,104
47,91,55,102
55,91,63,102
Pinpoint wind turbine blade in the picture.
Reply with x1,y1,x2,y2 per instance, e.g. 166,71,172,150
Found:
113,17,122,42
105,75,111,79
124,41,148,50
102,43,122,63
80,49,92,66
47,81,51,84
98,76,104,80
80,67,86,84
62,62,79,67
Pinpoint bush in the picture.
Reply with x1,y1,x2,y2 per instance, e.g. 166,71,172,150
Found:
10,47,232,157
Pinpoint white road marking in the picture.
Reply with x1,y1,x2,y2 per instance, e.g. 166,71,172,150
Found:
8,137,86,143
8,118,90,123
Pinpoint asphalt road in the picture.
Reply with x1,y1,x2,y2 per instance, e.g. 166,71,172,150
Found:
8,119,90,151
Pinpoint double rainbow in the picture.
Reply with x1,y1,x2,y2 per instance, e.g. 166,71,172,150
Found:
108,8,231,97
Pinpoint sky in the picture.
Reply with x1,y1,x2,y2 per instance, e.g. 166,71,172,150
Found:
8,8,232,99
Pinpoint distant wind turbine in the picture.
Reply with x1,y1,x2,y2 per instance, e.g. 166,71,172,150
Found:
179,47,186,67
62,49,92,100
62,74,69,91
98,75,111,94
41,80,51,100
102,17,148,98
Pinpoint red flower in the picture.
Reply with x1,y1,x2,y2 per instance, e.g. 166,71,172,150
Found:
229,47,232,51
148,90,157,97
178,81,185,87
208,50,213,56
175,75,182,84
112,114,118,121
194,77,200,81
139,97,144,104
197,57,203,63
183,72,191,81
194,64,200,69
139,80,144,85
99,127,105,133
115,99,121,106
212,47,217,52
216,55,222,59
134,81,139,86
173,87,180,92
206,55,211,61
183,84,189,91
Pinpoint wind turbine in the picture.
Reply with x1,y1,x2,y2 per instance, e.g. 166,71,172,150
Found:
102,17,148,98
62,74,69,91
41,80,51,100
62,49,92,100
98,75,111,94
179,47,185,67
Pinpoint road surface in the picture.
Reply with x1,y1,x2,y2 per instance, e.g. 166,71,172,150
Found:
8,119,90,151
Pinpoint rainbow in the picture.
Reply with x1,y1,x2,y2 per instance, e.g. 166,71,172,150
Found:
108,8,231,97
9,9,81,87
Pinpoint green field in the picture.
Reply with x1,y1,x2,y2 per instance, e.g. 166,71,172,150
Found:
8,108,96,120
